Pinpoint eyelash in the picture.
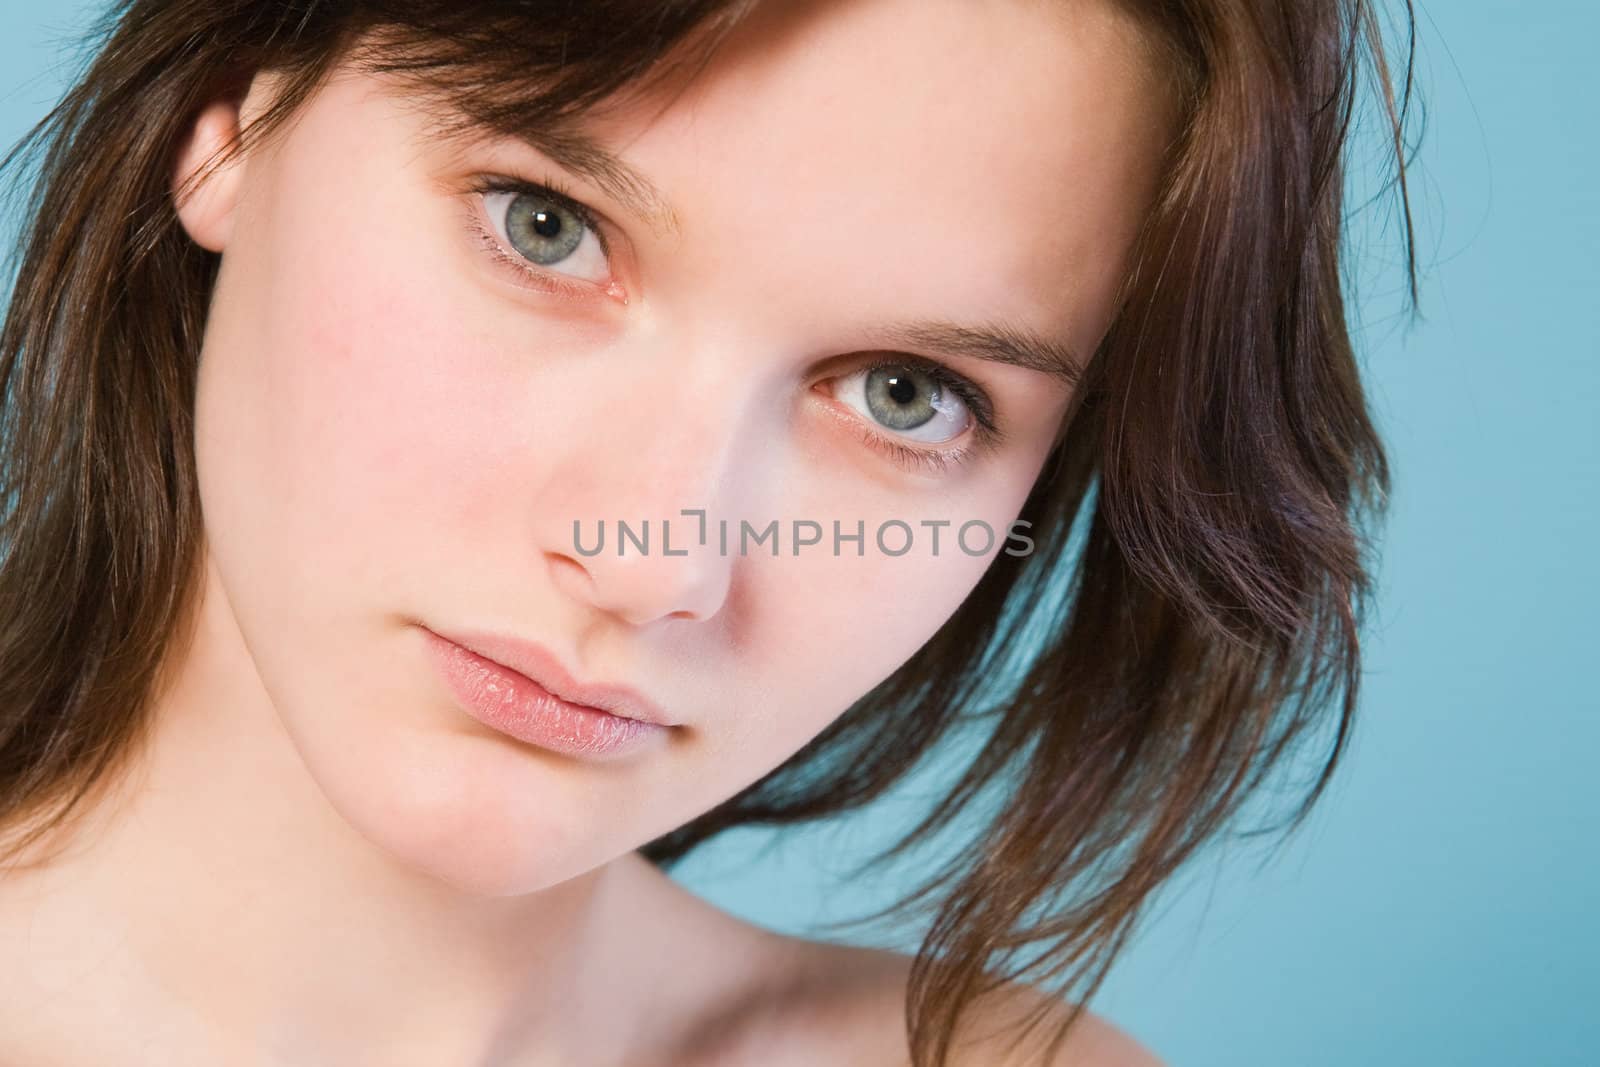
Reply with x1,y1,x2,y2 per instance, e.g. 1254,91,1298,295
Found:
842,358,1004,475
463,174,1005,475
465,172,614,300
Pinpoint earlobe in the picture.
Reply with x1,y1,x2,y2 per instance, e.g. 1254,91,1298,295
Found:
172,97,245,253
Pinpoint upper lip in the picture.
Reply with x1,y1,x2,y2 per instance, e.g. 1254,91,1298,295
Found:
424,625,676,727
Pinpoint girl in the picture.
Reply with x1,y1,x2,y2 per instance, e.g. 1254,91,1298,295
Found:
0,0,1416,1064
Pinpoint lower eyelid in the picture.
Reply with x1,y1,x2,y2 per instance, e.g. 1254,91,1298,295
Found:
860,423,974,474
468,211,588,298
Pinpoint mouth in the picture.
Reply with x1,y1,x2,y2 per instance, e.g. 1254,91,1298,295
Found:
419,626,675,760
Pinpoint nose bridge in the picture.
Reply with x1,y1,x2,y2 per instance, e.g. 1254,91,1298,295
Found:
541,329,758,626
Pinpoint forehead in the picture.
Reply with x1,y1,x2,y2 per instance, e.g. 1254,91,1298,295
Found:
289,0,1172,368
588,0,1172,347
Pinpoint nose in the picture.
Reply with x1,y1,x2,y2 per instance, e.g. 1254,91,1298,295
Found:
535,342,755,628
544,522,732,627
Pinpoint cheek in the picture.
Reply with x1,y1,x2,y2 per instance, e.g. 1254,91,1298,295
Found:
209,197,557,600
692,501,1024,774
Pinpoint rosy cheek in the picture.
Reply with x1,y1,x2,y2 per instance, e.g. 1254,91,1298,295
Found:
760,513,1000,681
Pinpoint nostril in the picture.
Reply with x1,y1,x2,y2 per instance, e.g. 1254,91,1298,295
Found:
545,551,594,597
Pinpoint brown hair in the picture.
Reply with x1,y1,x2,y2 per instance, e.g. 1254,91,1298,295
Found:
0,1,1419,1064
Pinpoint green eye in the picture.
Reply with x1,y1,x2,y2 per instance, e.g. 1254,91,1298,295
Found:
474,177,611,288
864,364,953,433
503,191,587,267
849,362,973,444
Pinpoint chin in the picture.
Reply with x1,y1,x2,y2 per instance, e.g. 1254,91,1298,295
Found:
301,725,623,898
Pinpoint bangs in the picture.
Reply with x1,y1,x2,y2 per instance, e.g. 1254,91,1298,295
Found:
331,2,760,150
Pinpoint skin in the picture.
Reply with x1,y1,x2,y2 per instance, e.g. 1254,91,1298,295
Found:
0,0,1175,1063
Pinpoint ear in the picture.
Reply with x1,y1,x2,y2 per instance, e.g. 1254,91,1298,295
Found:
171,93,247,254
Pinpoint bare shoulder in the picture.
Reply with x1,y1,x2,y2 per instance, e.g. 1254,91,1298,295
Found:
780,939,1166,1067
946,976,1168,1067
619,857,1163,1067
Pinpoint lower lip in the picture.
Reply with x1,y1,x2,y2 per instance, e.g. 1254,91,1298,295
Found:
421,629,668,760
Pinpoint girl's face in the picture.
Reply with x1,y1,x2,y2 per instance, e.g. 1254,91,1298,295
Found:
178,0,1172,895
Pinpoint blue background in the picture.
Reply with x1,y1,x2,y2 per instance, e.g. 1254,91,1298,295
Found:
1,3,1592,1064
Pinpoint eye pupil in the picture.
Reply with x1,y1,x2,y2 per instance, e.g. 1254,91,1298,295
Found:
530,209,562,238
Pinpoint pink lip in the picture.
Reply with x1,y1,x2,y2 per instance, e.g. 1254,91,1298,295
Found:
420,626,675,759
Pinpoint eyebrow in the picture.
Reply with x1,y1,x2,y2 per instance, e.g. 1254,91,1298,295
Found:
501,122,684,241
865,320,1085,388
